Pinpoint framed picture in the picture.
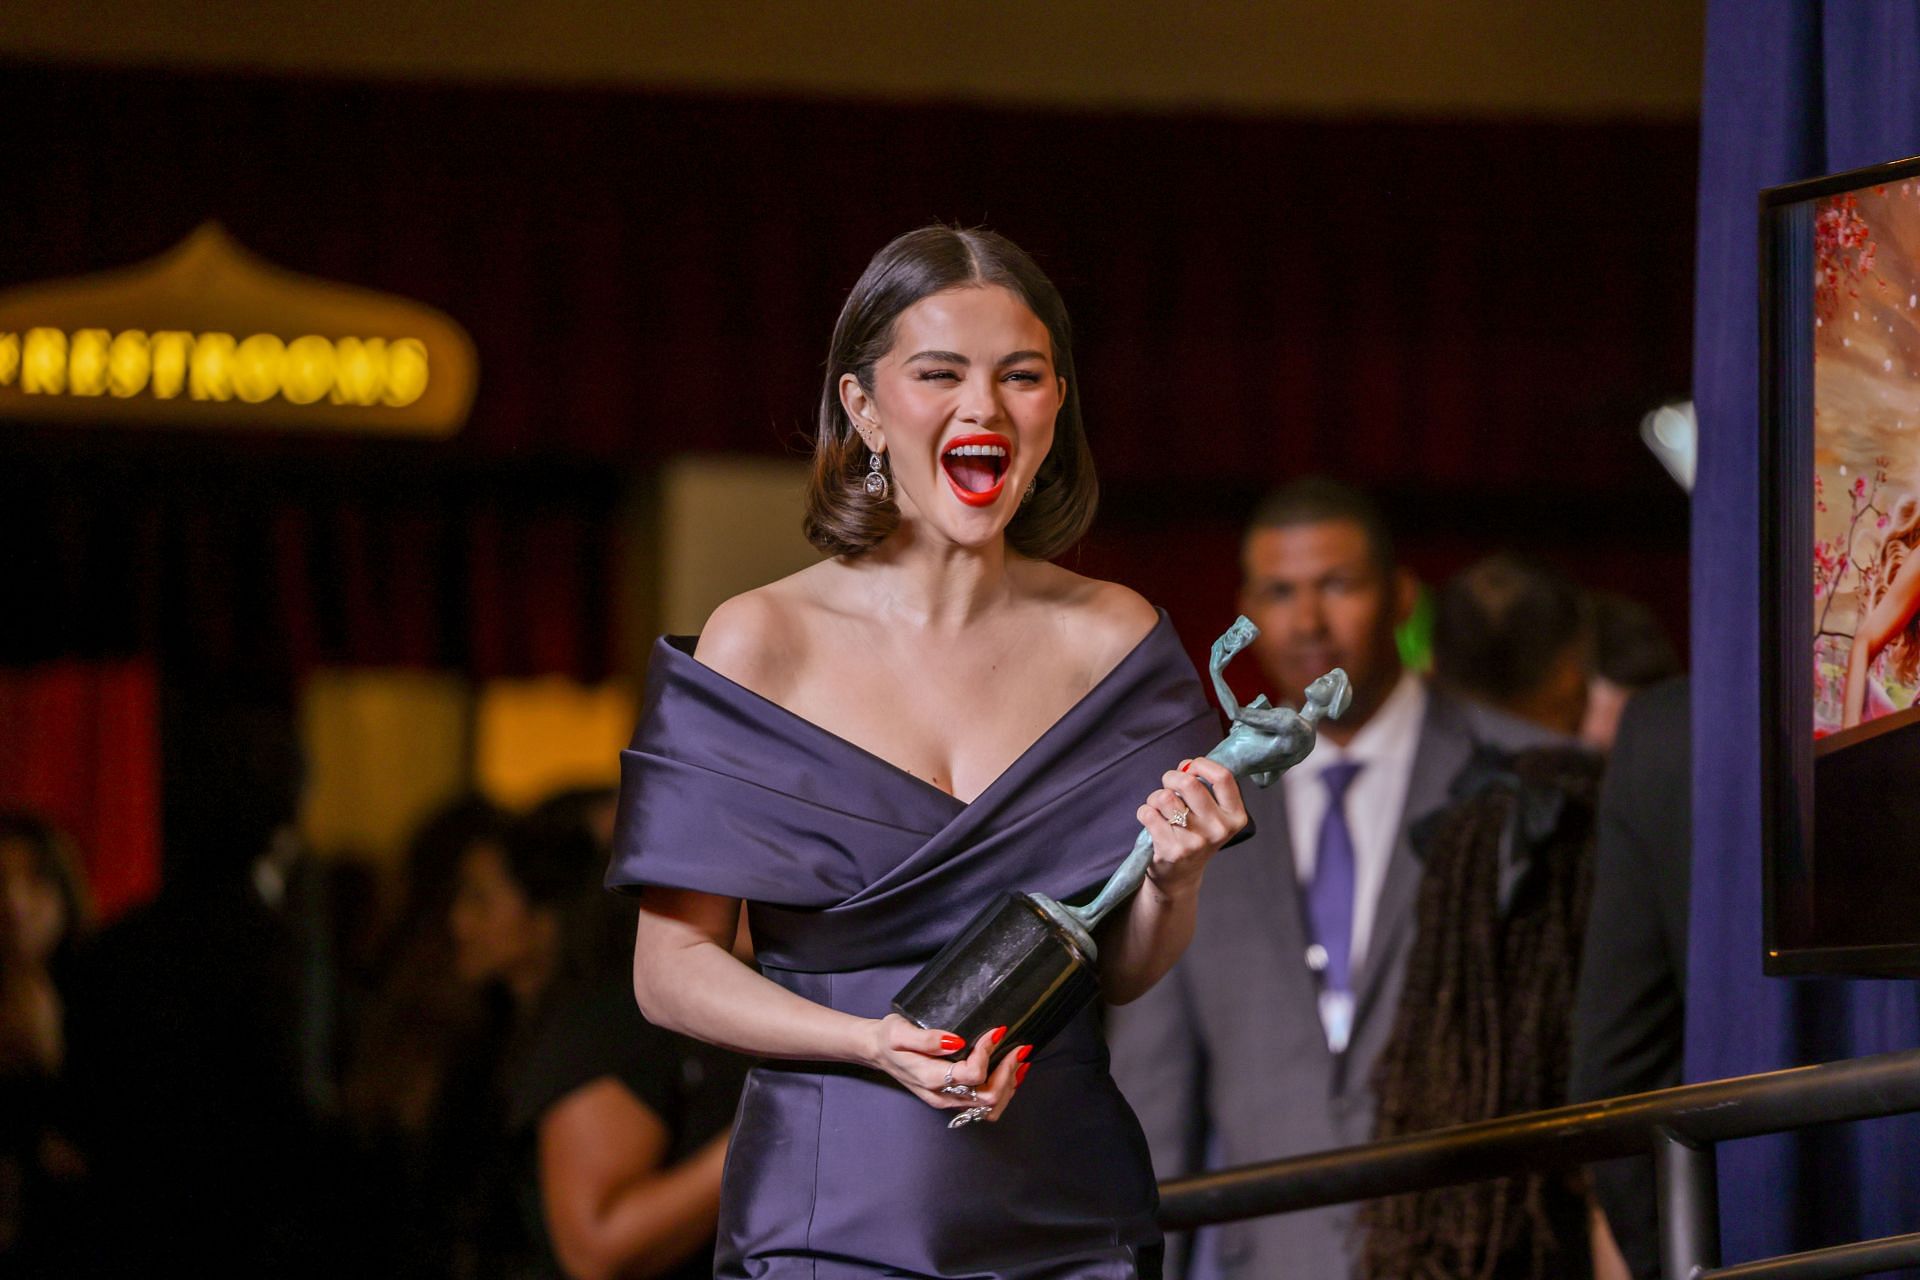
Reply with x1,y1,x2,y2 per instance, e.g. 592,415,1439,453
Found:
1763,154,1920,975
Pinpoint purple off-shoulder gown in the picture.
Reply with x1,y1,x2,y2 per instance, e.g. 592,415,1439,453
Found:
608,612,1219,1279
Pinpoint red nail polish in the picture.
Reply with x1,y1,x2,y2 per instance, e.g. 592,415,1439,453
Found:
1180,760,1194,772
1016,1062,1031,1085
1015,1045,1032,1063
938,1033,965,1052
991,1025,1007,1045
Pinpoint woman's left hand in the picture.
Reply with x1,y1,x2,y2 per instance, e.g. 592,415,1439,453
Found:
1137,758,1247,898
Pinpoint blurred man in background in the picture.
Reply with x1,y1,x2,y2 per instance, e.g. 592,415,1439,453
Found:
61,698,346,1277
1109,477,1552,1279
1570,677,1691,1278
1429,556,1678,752
1430,552,1593,738
1580,594,1682,751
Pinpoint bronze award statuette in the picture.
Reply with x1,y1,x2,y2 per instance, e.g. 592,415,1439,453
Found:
891,616,1350,1078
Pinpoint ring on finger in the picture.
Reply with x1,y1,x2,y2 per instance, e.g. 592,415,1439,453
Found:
948,1105,991,1129
940,1083,977,1099
1168,806,1191,828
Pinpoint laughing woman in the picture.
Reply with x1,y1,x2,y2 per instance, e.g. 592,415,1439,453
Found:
612,226,1247,1279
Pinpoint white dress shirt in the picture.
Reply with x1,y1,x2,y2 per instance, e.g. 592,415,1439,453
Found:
1282,670,1428,981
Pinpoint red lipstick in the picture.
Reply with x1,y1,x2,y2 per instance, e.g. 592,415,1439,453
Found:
939,433,1014,508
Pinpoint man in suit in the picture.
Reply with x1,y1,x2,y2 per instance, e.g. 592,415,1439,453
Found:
1108,478,1550,1279
1570,676,1691,1279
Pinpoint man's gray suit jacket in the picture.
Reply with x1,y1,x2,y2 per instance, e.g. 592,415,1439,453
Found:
1107,685,1555,1280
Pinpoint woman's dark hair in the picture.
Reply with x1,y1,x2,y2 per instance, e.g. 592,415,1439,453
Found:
0,810,95,966
803,225,1097,560
500,789,628,988
346,797,508,1135
500,803,604,912
390,796,511,950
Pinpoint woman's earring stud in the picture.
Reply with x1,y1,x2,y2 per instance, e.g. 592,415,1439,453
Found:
1022,477,1037,504
865,450,890,500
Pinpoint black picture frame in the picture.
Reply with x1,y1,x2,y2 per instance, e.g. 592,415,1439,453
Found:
1761,154,1920,977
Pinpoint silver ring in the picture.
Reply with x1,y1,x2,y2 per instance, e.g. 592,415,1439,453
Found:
942,1065,955,1088
940,1083,977,1099
1168,807,1191,829
947,1105,991,1129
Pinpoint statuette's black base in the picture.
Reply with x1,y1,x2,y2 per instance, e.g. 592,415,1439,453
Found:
892,892,1098,1070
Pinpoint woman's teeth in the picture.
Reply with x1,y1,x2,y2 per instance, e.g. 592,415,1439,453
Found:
941,449,1006,495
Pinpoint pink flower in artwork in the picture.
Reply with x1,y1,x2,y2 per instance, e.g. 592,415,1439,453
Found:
1815,195,1879,322
1855,476,1868,498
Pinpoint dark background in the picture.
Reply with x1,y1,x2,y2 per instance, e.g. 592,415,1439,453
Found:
0,64,1696,690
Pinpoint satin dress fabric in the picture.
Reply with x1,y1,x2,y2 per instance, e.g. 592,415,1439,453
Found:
608,612,1221,1279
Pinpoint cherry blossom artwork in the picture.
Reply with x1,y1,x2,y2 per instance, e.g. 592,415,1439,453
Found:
1813,181,1920,740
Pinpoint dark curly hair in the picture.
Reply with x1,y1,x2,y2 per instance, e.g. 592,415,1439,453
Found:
1360,746,1603,1280
802,225,1097,560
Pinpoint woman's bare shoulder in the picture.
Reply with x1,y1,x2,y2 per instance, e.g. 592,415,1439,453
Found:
694,566,835,696
1019,562,1160,668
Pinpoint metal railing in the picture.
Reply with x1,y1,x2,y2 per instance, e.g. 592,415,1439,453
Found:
1156,1047,1920,1280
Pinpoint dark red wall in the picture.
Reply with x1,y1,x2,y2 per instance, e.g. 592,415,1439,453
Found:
0,64,1695,681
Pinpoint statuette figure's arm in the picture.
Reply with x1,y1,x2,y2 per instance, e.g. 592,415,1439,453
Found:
1208,615,1259,722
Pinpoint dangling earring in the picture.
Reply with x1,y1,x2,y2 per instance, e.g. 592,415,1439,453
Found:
1021,477,1037,505
864,450,890,500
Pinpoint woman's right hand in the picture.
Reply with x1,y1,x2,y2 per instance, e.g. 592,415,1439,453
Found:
862,1013,1029,1121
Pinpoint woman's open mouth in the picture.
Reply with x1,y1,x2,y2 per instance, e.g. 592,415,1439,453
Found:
939,433,1013,508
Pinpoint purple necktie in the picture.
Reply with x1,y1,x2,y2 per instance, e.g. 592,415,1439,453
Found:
1306,760,1365,999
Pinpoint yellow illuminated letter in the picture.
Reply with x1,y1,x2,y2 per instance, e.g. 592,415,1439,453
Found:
149,332,192,399
280,335,335,405
22,329,67,395
107,331,151,398
0,333,18,387
382,338,429,407
232,333,286,404
189,332,237,401
331,337,385,406
68,329,110,397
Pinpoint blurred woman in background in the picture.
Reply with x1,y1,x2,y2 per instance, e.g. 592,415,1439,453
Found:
0,811,94,1271
430,798,595,1279
439,792,745,1280
348,798,510,1143
345,797,513,1274
508,790,748,1280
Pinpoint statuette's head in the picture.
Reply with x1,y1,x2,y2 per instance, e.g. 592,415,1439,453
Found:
1304,669,1353,721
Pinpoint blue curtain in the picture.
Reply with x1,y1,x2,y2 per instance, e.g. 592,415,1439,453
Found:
1692,0,1920,1264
